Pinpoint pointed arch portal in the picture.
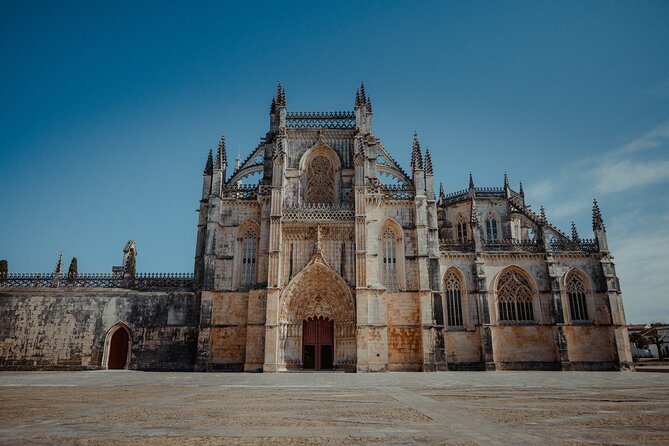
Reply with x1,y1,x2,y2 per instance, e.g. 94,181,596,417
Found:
278,253,356,370
103,323,132,370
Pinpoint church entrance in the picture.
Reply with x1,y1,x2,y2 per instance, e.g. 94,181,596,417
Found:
107,327,130,369
302,316,334,370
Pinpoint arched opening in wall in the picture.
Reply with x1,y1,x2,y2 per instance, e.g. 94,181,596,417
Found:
302,316,334,370
103,323,132,370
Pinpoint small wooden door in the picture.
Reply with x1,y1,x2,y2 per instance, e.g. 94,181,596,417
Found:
108,328,129,369
302,316,334,370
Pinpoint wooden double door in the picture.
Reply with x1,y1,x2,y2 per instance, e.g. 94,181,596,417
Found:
302,316,334,370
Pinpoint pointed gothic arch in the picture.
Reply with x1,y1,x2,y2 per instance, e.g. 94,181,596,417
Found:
278,253,356,370
563,268,593,323
378,218,406,291
442,267,468,327
102,322,132,370
233,220,261,289
299,140,342,205
493,266,539,324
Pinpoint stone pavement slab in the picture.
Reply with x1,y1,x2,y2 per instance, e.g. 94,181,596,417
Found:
1,371,668,445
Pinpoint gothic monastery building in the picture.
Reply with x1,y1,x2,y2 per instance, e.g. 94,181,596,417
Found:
0,84,633,372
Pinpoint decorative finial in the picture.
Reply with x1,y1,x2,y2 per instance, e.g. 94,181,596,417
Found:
366,95,372,113
424,148,433,174
592,199,605,231
411,131,423,171
540,206,546,223
469,172,474,189
355,88,361,106
54,252,63,275
204,149,214,175
439,182,445,199
571,221,580,242
270,96,276,114
504,172,509,188
215,134,226,170
519,181,525,196
359,81,366,103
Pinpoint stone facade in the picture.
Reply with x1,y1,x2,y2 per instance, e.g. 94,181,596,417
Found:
0,84,634,372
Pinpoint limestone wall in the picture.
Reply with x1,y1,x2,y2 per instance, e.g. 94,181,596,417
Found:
0,289,199,371
491,325,559,370
386,292,422,371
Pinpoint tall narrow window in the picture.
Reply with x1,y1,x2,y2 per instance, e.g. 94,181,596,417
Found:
445,271,463,326
381,228,398,290
456,215,468,243
497,269,534,322
241,229,257,288
306,155,335,204
486,213,498,241
566,273,589,321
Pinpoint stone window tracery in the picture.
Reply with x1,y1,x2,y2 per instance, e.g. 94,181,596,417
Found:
445,271,463,326
456,215,468,242
306,155,335,204
240,228,258,288
381,227,398,290
497,269,534,322
566,273,589,321
486,212,498,241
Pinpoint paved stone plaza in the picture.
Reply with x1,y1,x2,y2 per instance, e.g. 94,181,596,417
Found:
1,371,668,445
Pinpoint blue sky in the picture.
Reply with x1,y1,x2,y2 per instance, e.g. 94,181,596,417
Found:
1,1,668,323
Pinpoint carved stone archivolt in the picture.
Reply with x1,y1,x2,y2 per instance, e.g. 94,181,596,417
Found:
277,250,356,369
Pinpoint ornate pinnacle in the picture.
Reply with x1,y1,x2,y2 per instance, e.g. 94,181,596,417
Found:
411,131,423,171
275,82,286,107
470,199,479,227
539,206,546,223
270,96,276,114
355,88,361,106
519,181,525,196
439,182,445,199
54,252,63,275
469,172,474,189
504,172,509,188
359,81,366,103
571,221,580,242
424,148,433,174
215,134,226,170
592,199,605,231
204,149,214,175
366,95,372,113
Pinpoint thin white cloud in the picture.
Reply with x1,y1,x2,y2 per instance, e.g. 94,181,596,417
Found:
617,119,669,154
593,159,669,193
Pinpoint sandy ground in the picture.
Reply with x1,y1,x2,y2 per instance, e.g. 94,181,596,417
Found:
1,370,668,445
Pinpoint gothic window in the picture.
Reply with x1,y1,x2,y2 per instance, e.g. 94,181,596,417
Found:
456,215,468,242
306,155,335,204
381,227,398,290
240,228,258,288
566,273,589,321
497,269,534,322
445,271,463,326
485,213,498,241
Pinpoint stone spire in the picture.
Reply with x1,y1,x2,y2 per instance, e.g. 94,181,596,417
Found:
276,82,286,107
215,134,227,170
539,206,546,224
592,199,605,231
439,182,445,200
571,221,580,242
503,172,509,188
366,95,372,113
410,131,423,172
519,181,525,197
469,172,474,190
203,149,214,175
424,148,433,175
